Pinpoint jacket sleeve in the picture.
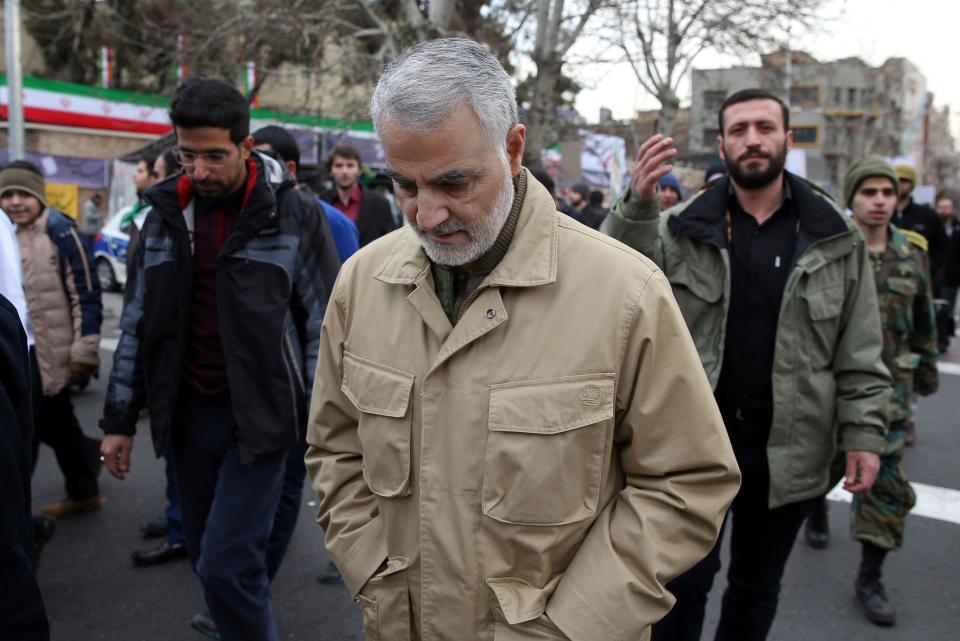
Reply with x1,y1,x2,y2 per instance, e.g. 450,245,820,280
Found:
600,187,665,266
304,276,387,597
100,238,147,436
60,226,102,367
912,251,939,396
546,269,740,641
293,194,341,393
832,239,891,453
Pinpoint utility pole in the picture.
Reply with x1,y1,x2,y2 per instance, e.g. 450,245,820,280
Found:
4,0,26,160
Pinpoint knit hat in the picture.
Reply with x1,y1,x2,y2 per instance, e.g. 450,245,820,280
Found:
658,172,682,195
843,155,899,207
894,163,917,185
0,164,47,208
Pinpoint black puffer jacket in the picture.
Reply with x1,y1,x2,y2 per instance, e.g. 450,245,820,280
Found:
101,152,341,464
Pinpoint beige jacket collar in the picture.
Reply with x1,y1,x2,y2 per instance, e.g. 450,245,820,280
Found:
374,167,558,289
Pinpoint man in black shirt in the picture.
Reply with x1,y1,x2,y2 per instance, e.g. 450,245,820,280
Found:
602,88,888,641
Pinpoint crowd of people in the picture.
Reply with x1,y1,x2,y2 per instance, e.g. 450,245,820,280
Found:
1,35,958,641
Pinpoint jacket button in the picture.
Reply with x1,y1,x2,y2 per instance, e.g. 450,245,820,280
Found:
485,308,496,319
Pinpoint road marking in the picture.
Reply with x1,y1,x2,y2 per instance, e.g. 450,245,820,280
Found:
938,361,960,376
827,481,960,526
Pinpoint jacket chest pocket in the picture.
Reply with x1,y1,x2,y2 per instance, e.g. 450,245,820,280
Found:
483,374,614,526
881,276,917,333
801,282,845,369
341,352,415,498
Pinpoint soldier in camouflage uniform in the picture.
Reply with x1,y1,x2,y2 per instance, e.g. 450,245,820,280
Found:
810,156,939,627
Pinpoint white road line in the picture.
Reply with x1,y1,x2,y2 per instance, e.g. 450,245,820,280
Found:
827,481,960,526
938,361,960,376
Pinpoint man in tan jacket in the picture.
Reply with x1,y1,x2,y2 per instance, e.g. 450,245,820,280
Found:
305,38,741,641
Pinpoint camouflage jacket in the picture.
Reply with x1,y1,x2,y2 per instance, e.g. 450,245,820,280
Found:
871,226,939,422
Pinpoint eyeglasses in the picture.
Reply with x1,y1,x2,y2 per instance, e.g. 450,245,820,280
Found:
174,144,241,169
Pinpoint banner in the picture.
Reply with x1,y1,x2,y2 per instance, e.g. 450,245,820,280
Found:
579,129,627,199
46,182,79,219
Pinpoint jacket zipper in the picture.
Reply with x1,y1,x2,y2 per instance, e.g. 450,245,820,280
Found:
284,332,306,396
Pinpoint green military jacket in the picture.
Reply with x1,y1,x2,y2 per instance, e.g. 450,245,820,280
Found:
871,226,939,423
602,173,892,508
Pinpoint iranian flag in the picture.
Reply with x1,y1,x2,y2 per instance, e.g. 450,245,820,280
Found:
1,75,173,135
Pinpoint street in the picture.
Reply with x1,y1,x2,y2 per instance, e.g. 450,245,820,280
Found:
32,292,960,640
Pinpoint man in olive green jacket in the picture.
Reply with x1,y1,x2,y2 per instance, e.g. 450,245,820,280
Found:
306,38,741,641
602,89,890,641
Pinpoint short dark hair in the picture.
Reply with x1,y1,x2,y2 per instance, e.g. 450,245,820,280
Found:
531,169,555,196
326,144,361,172
169,78,250,144
253,125,300,170
589,190,604,207
3,159,43,176
718,89,789,134
140,152,159,177
158,148,179,180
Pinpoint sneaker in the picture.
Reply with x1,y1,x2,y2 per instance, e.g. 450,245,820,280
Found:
131,540,188,567
856,575,896,626
40,495,106,518
189,611,220,639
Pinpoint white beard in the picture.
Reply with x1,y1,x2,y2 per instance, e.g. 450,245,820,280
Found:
408,158,514,267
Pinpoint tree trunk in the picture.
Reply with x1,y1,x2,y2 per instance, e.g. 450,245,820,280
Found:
658,90,681,136
524,56,562,168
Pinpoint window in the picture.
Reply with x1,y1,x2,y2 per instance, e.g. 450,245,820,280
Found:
792,126,818,145
703,91,726,112
848,88,858,109
790,85,820,106
703,128,721,147
833,88,843,106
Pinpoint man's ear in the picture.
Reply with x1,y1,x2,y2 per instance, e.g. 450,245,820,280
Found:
285,160,298,180
239,135,254,159
506,124,526,176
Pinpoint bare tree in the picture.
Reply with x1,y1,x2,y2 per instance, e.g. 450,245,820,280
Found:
522,0,607,166
617,0,825,135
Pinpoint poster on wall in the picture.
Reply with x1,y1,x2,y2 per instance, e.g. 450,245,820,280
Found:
46,183,79,219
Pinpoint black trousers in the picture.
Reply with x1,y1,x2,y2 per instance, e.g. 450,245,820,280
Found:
652,406,816,641
29,349,100,501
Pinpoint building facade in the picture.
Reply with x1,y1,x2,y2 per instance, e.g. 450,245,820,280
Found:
689,52,956,196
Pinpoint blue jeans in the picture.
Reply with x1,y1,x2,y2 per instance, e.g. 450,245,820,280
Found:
172,399,286,641
265,432,308,582
163,439,185,545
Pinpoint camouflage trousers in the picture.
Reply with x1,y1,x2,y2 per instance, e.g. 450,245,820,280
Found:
850,421,916,550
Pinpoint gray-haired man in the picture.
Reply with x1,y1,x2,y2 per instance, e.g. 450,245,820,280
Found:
305,37,740,641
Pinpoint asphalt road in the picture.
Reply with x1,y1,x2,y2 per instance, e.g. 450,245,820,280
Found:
31,293,960,640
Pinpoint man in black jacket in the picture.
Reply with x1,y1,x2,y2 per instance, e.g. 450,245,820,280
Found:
322,144,398,246
0,293,50,641
100,78,339,641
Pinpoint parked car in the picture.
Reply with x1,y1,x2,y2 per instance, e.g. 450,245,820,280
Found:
92,209,131,291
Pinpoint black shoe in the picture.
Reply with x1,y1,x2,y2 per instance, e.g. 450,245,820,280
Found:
140,517,167,539
805,501,829,550
189,611,220,639
131,540,188,567
317,560,343,585
856,575,896,626
32,515,57,571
